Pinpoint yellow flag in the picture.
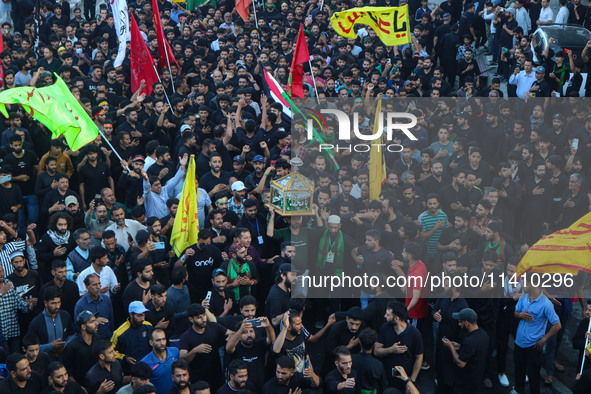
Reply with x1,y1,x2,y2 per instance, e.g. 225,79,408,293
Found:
369,99,385,202
330,6,411,47
170,156,199,257
516,212,591,276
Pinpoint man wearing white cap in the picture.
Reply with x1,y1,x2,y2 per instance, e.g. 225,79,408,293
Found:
314,215,354,278
228,181,247,219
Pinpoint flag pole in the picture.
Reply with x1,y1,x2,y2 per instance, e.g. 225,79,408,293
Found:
152,63,174,108
252,2,259,29
308,60,320,105
97,128,130,172
579,317,591,376
162,41,176,93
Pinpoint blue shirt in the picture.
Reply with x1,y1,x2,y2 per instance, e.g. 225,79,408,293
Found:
141,347,180,394
515,291,559,348
74,293,114,340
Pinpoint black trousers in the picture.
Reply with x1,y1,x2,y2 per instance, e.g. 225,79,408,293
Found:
84,0,95,21
514,344,543,394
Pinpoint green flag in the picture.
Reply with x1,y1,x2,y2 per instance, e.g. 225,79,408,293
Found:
0,75,99,151
186,0,215,11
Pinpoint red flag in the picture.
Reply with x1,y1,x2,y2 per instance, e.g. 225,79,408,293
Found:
0,31,4,53
287,24,310,98
130,14,159,95
152,0,179,72
236,0,252,22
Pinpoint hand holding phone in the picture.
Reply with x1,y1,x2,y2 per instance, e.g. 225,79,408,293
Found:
246,318,261,328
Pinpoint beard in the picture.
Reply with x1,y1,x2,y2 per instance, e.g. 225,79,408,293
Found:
290,327,299,336
175,380,188,389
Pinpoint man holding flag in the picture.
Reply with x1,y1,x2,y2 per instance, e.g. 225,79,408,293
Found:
142,153,188,219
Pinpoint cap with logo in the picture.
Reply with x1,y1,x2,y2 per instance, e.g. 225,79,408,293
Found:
253,155,265,163
233,155,245,164
77,310,99,325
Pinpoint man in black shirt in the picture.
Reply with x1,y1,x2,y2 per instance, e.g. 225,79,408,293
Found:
42,361,85,393
39,259,79,317
85,340,124,394
326,307,366,357
200,153,231,198
3,134,38,227
265,263,297,328
34,156,64,204
146,146,175,186
375,301,424,390
122,260,154,312
225,316,275,388
207,268,235,317
63,310,101,387
263,355,320,394
442,308,489,394
176,229,223,304
324,346,360,393
178,304,230,389
216,360,256,394
352,328,388,394
529,66,551,97
236,199,268,255
0,353,44,393
78,146,114,210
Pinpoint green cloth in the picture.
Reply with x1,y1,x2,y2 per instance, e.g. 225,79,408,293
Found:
187,0,215,11
316,229,345,275
0,75,98,151
227,258,251,300
484,239,506,263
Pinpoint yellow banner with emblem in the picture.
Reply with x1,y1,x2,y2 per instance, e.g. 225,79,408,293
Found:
330,5,411,47
516,211,591,276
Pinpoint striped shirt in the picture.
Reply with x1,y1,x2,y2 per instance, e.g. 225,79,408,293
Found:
0,241,26,276
418,210,449,255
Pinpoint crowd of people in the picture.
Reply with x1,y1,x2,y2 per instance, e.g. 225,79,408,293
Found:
0,0,591,393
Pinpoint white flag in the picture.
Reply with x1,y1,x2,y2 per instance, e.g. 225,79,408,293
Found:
110,0,130,68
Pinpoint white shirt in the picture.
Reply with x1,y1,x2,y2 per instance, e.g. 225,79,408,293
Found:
555,7,569,25
144,156,156,172
509,70,537,98
539,6,554,23
77,265,118,297
106,220,147,252
514,8,531,33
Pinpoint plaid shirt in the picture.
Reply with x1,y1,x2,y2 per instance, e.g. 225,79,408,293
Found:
0,279,29,338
